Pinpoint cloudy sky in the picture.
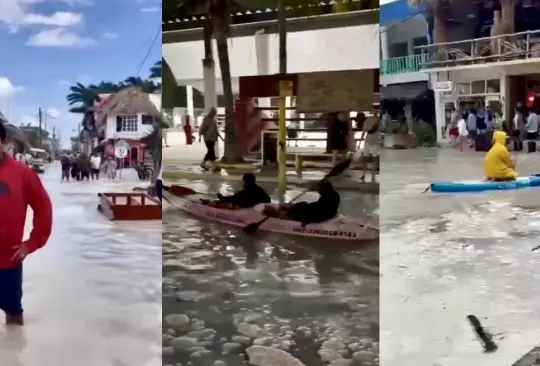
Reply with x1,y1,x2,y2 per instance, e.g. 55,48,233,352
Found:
0,0,161,147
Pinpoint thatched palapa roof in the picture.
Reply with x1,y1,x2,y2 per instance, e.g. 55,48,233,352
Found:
95,87,161,122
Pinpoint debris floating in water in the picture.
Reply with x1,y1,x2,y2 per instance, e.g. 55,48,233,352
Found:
466,315,498,353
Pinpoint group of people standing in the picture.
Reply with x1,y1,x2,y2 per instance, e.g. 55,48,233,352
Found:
448,104,539,152
59,152,118,181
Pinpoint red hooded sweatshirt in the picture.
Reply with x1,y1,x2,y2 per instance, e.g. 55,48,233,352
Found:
0,154,52,268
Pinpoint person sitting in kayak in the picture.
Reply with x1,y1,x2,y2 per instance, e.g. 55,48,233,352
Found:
284,179,340,225
217,173,271,208
484,130,517,181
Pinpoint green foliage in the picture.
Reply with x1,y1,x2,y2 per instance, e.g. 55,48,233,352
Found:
412,119,437,147
65,61,162,114
386,120,409,135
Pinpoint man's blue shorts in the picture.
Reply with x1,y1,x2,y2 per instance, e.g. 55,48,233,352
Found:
0,265,23,315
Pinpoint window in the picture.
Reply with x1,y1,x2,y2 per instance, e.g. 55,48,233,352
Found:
413,37,428,54
141,114,154,125
116,115,138,132
389,42,408,58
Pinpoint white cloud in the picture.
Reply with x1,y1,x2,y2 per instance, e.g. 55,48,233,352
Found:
20,114,37,125
141,7,159,12
46,107,60,118
0,77,23,98
22,12,82,26
0,0,90,29
102,31,118,40
26,28,96,48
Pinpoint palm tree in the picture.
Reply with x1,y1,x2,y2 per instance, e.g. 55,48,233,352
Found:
124,76,160,93
66,82,102,113
408,0,445,45
150,60,162,79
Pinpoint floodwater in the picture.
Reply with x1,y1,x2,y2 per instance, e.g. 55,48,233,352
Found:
0,165,162,366
162,180,379,366
380,149,540,366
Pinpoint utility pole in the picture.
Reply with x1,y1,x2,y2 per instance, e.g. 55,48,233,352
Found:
38,107,43,146
52,126,56,161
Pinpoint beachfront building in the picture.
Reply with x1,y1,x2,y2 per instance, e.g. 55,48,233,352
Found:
162,1,379,149
418,0,540,143
92,89,161,163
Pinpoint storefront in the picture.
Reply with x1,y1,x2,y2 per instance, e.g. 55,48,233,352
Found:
432,73,506,143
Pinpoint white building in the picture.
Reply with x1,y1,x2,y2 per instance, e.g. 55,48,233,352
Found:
398,1,540,144
380,0,430,100
98,93,161,141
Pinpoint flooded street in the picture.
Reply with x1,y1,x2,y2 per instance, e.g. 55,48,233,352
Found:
380,149,540,366
163,181,379,366
0,165,162,366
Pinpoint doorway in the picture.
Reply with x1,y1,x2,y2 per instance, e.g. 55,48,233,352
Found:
130,147,139,167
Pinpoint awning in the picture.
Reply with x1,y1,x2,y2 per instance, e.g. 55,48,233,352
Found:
380,81,429,100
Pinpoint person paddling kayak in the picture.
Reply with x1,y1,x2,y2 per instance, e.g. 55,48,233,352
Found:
484,130,517,181
0,122,53,326
263,179,340,225
286,179,340,224
217,173,270,208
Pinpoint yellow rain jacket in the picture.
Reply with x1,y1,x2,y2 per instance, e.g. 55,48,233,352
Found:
484,130,517,180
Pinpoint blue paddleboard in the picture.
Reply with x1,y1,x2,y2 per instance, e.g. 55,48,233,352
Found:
430,176,540,193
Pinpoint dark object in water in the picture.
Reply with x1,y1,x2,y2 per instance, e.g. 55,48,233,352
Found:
467,315,498,353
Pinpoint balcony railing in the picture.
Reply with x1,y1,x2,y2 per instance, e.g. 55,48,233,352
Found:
380,54,429,75
416,29,540,69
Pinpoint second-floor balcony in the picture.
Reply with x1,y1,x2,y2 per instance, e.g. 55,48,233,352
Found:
381,54,429,75
416,29,540,70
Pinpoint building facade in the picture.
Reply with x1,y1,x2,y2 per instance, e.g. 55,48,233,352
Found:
380,0,429,100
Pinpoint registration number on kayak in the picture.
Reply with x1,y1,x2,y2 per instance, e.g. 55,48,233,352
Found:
292,228,357,238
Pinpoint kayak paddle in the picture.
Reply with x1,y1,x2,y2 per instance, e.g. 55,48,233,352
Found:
244,157,353,235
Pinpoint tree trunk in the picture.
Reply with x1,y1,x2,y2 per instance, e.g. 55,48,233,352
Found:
214,17,242,163
432,3,446,61
432,4,445,44
500,0,515,34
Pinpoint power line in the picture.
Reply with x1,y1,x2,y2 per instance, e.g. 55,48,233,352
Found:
135,24,161,77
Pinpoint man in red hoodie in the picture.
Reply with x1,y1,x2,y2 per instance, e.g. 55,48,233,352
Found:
0,123,53,325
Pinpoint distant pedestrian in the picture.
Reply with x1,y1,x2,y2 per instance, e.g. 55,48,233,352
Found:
0,122,53,326
198,107,222,171
60,154,71,181
90,152,101,180
106,157,117,180
183,115,193,145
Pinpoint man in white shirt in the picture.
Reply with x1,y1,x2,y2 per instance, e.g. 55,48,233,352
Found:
90,152,101,180
525,109,539,140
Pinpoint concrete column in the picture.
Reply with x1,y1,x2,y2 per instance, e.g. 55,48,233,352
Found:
500,74,509,122
187,85,194,123
432,72,446,144
202,59,217,110
380,26,389,60
254,29,271,109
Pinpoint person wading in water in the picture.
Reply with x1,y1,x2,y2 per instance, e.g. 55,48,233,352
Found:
0,122,53,325
199,107,222,171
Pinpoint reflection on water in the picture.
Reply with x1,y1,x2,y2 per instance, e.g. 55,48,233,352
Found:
381,149,540,366
0,166,162,366
163,181,379,366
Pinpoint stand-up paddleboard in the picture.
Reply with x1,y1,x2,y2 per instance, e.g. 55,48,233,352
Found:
429,176,540,193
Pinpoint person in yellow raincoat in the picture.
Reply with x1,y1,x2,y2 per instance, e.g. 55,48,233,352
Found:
484,130,517,181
